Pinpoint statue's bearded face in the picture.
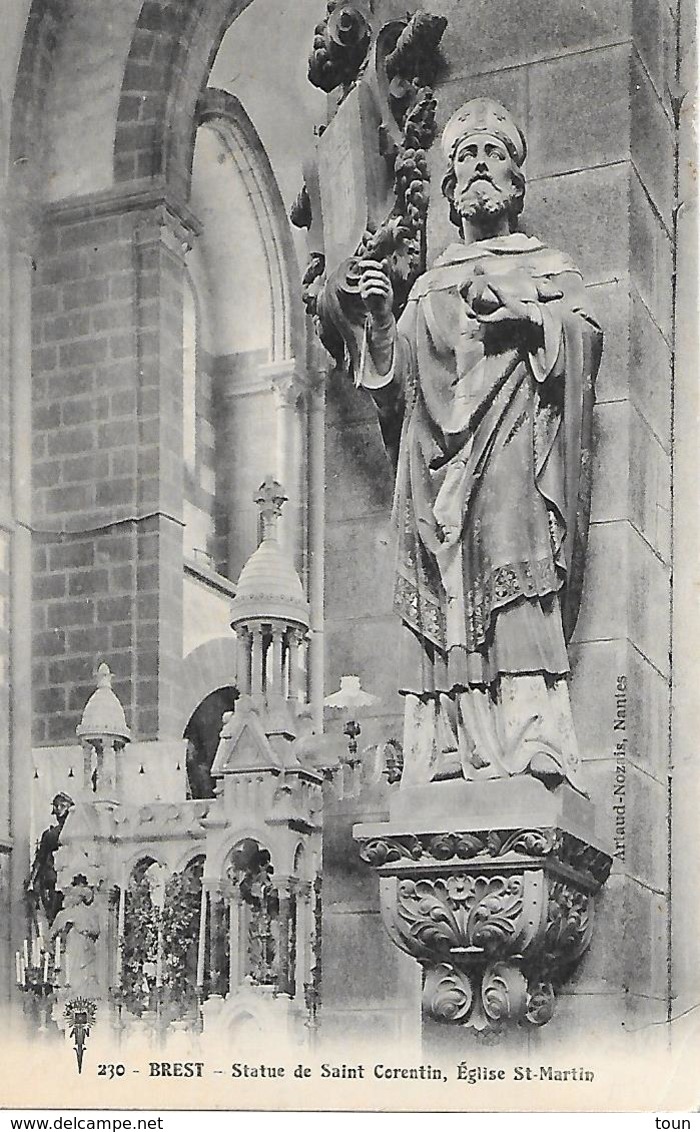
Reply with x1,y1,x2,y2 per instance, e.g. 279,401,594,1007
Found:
450,133,522,224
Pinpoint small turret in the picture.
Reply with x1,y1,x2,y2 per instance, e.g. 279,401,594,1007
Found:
230,479,310,713
76,663,131,800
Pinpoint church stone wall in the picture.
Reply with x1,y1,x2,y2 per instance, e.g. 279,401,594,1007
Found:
670,0,699,1044
324,375,402,728
0,214,12,865
30,197,190,744
322,374,415,1039
0,0,684,1044
322,319,425,1036
322,0,675,1035
320,784,420,1047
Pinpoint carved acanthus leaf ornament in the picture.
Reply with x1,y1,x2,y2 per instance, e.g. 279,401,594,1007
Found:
358,821,610,1033
359,827,611,887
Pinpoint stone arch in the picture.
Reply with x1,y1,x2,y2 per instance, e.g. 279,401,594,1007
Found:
195,88,303,363
11,0,145,201
11,0,258,200
293,841,307,879
183,685,238,799
223,834,274,873
177,637,239,736
10,0,63,170
227,1008,264,1039
172,848,206,876
123,849,169,881
210,828,272,880
114,0,255,197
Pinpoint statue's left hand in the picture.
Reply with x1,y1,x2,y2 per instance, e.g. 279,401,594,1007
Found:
463,268,562,327
473,285,540,326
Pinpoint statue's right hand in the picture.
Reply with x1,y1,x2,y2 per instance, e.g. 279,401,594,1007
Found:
358,259,394,324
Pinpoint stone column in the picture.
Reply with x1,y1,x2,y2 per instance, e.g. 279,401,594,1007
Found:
95,879,112,1003
287,628,304,702
207,885,226,996
296,881,313,1004
108,886,120,991
29,186,200,745
263,361,306,568
131,200,196,740
227,889,244,993
115,881,126,988
214,359,271,585
250,627,264,700
196,883,208,991
5,191,35,1006
307,375,326,730
235,625,251,695
275,878,294,996
270,628,285,698
306,876,323,1027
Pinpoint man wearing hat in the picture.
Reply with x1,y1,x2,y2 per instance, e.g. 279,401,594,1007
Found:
358,98,603,791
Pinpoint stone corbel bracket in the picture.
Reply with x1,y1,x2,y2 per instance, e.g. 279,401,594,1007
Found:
353,822,612,1032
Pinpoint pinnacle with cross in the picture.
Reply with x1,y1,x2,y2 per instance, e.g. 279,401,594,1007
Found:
254,477,287,541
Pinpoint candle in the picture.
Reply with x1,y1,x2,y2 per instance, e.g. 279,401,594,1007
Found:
43,952,49,984
15,952,21,985
65,953,70,986
32,936,40,967
196,886,207,987
21,958,26,986
22,939,28,966
55,936,61,968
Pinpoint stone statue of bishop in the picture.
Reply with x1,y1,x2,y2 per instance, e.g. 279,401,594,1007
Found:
357,99,603,791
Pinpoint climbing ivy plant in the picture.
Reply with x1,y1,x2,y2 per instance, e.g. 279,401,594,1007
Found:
120,858,203,1021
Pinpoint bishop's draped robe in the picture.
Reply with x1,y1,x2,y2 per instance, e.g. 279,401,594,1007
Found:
360,233,603,790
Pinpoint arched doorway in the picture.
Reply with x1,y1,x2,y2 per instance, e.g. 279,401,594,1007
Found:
226,837,279,989
183,686,238,798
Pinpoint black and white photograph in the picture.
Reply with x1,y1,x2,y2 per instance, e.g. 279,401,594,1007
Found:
0,0,697,1114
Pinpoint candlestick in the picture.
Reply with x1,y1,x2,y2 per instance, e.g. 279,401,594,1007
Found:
196,886,208,987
